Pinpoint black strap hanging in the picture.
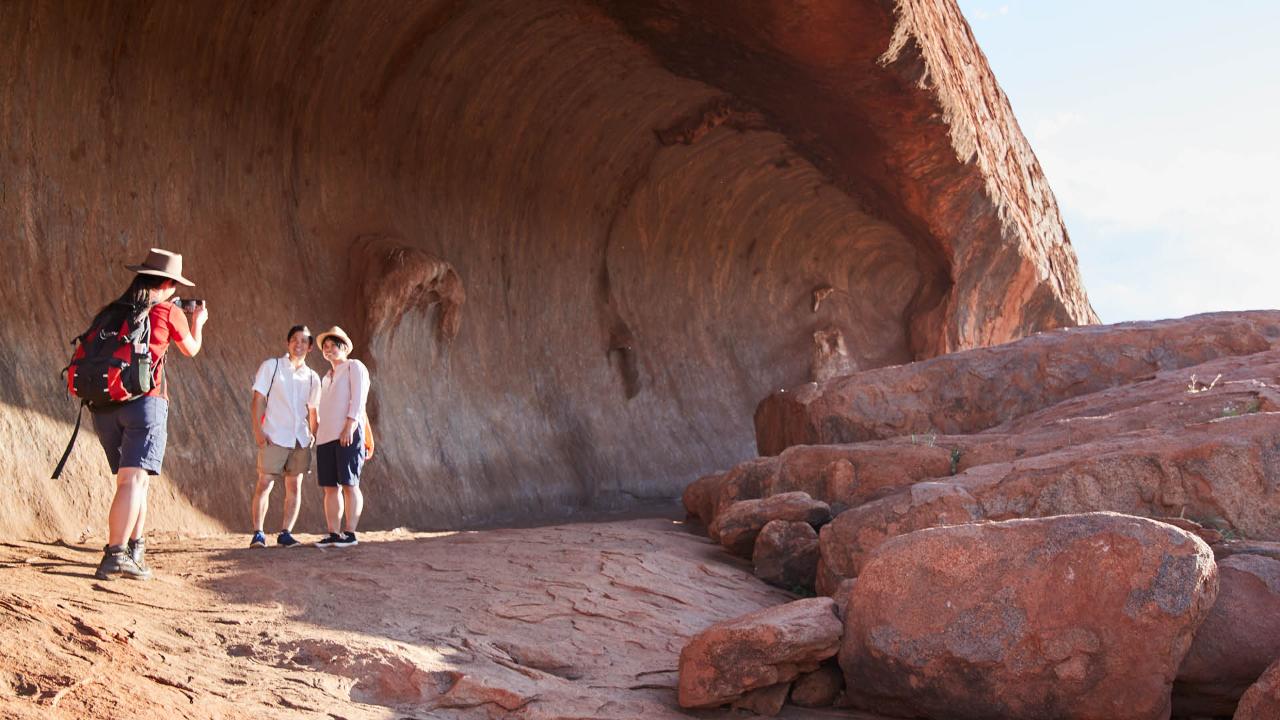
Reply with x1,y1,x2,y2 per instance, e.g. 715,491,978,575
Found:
50,401,87,480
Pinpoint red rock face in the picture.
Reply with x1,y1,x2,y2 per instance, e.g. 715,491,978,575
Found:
1,0,1091,538
840,513,1218,720
756,311,1280,455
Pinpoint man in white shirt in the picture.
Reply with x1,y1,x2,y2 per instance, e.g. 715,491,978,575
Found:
249,325,321,548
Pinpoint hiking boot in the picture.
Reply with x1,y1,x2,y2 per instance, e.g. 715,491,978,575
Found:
315,533,342,548
276,530,300,548
127,538,149,572
334,532,358,548
94,545,152,581
249,531,267,549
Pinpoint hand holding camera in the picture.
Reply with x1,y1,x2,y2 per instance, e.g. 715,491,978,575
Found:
172,297,209,326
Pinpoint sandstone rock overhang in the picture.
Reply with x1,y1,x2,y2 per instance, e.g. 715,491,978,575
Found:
0,0,1093,539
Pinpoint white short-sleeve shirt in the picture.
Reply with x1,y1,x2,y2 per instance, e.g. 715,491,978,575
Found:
252,356,321,448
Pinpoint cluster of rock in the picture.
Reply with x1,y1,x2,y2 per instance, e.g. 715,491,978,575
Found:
679,312,1280,719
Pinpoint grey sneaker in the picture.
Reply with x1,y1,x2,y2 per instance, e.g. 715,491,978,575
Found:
94,545,152,581
127,538,149,572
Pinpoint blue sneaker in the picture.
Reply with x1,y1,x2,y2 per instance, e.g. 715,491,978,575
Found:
249,531,267,548
277,530,300,548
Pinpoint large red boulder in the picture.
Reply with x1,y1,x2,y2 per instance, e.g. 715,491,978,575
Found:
1174,554,1280,716
839,513,1217,720
1235,658,1280,720
757,312,1280,455
677,597,842,709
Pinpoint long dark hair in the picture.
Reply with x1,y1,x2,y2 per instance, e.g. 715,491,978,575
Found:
90,274,171,329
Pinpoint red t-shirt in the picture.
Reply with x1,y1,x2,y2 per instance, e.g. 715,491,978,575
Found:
145,302,190,399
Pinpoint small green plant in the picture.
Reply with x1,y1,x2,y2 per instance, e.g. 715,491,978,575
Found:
1220,398,1262,418
1193,515,1247,541
949,447,963,476
789,584,817,598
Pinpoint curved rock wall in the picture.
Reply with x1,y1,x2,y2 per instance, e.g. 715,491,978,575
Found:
0,0,1093,539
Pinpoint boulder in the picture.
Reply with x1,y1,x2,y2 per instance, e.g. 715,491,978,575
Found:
839,513,1217,720
753,520,820,591
757,311,1280,455
682,472,725,525
790,663,843,708
678,597,842,709
1215,540,1280,563
1174,554,1280,716
711,492,830,558
1234,658,1280,720
730,682,790,716
706,458,782,542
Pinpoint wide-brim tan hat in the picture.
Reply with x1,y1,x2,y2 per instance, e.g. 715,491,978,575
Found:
125,248,195,287
316,326,354,352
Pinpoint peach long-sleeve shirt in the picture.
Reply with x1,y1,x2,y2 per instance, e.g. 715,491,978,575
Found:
316,359,370,445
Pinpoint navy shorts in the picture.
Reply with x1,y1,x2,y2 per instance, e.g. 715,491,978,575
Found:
316,426,364,487
90,396,169,475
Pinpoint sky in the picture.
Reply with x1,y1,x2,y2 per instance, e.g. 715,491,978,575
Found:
955,1,1280,323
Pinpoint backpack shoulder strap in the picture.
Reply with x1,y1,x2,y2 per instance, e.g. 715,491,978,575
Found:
50,401,87,480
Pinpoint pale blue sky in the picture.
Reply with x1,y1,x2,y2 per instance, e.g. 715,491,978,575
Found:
956,1,1280,322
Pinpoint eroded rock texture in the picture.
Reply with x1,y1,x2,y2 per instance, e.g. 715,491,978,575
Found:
840,513,1218,720
1,0,1091,538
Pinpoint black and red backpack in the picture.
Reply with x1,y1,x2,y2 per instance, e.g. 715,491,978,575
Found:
51,302,155,478
65,302,155,406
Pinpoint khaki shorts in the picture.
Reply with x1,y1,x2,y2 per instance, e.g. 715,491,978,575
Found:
257,443,312,476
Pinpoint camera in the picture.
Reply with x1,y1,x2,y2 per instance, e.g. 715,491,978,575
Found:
172,297,204,312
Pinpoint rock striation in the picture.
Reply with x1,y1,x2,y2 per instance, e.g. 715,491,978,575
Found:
1,0,1091,539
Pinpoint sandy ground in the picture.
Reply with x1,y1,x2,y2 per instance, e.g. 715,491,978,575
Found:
0,517,877,719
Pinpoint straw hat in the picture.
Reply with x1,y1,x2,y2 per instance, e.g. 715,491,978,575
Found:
125,248,195,286
316,326,354,352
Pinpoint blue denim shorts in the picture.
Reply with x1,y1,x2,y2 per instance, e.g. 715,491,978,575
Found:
90,396,169,475
316,426,364,487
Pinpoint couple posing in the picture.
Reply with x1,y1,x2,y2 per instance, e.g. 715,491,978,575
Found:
250,324,371,550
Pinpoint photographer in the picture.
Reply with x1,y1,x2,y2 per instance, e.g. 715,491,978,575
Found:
87,249,207,580
248,325,320,549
